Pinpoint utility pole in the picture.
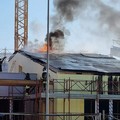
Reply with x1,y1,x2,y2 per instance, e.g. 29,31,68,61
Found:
14,0,28,51
46,0,50,120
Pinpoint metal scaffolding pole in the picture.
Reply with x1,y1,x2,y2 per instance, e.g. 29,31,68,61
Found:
46,0,50,120
95,98,99,120
109,99,113,120
9,98,13,120
95,79,99,120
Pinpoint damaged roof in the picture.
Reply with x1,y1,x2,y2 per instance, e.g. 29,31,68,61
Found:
9,50,120,74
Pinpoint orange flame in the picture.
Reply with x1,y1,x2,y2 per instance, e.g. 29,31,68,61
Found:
39,43,47,52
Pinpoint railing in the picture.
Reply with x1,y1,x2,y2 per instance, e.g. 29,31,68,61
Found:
0,112,120,120
43,79,120,95
1,112,120,120
4,78,120,102
0,112,100,120
6,78,120,99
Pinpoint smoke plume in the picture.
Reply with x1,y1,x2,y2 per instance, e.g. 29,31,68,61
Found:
50,0,87,51
95,0,120,36
49,29,64,38
45,29,64,51
30,21,41,35
51,0,120,54
53,0,120,36
53,0,89,22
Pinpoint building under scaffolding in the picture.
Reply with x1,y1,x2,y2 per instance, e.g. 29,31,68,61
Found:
5,50,120,120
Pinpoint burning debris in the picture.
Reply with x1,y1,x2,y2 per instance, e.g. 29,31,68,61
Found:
44,29,64,51
39,43,47,52
38,29,64,52
48,29,64,50
40,0,86,53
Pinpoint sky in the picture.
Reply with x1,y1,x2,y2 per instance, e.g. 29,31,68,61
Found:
0,0,120,55
0,0,49,52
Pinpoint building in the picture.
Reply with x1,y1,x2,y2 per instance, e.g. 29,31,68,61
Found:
8,50,120,120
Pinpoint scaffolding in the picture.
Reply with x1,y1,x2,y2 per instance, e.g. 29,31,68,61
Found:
0,77,120,120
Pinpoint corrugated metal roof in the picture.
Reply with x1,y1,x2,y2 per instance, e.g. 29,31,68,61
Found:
11,50,120,74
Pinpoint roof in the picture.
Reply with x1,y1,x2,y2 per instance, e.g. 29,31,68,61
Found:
9,50,120,75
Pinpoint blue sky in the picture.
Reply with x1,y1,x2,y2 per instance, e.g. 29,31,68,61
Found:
0,1,14,50
0,0,120,55
0,0,52,51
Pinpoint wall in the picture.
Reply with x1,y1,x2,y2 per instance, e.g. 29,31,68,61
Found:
8,52,59,117
8,53,57,80
53,73,95,119
9,52,120,119
8,54,97,119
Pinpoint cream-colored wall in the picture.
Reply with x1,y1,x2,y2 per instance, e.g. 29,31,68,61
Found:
54,73,110,119
53,73,93,120
54,73,96,94
55,99,84,120
56,73,113,95
8,53,57,80
57,73,95,80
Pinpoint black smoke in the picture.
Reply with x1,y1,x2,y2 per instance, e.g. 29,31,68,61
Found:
49,0,86,51
45,29,64,51
49,29,64,38
53,0,88,22
53,0,120,37
50,0,120,53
